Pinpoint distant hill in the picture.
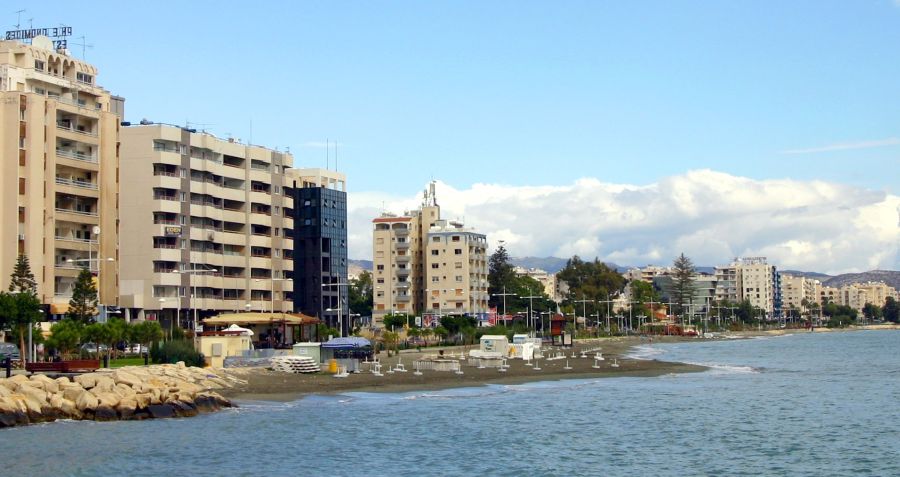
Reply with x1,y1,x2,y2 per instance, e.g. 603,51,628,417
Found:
780,270,834,281
511,257,625,274
348,259,373,278
823,270,900,290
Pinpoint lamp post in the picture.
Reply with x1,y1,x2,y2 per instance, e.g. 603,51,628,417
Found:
521,288,541,337
574,295,593,338
173,266,218,331
491,286,517,320
322,282,349,337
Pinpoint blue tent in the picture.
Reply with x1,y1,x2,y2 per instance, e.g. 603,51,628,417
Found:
321,337,372,349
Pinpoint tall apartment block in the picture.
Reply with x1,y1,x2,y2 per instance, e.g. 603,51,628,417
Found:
0,37,120,314
780,274,821,313
715,257,781,318
285,168,348,332
372,182,487,327
118,124,293,328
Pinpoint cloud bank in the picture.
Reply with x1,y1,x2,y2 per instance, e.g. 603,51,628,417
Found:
347,170,900,275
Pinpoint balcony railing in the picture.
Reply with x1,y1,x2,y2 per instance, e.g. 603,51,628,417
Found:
55,208,98,217
56,122,98,137
56,149,98,163
56,177,98,190
54,235,97,244
54,95,102,111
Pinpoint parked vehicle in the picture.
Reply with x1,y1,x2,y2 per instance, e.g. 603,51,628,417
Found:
0,342,20,361
80,343,109,354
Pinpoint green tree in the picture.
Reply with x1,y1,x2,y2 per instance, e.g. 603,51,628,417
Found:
671,253,696,318
349,270,373,319
862,303,882,322
630,280,661,319
68,267,98,324
82,322,111,357
8,254,37,294
131,320,164,354
104,318,130,360
433,326,449,343
0,291,43,362
488,243,517,310
382,313,412,331
883,297,899,323
556,255,625,317
45,319,83,359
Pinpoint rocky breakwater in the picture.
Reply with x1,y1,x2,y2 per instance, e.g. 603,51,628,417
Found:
0,363,244,428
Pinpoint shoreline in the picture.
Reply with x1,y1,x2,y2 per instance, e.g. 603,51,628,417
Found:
221,325,900,402
220,335,706,402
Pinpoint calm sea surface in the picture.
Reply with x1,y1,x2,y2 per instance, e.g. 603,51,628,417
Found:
3,330,899,476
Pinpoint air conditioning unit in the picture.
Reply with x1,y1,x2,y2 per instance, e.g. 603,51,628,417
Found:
17,234,25,240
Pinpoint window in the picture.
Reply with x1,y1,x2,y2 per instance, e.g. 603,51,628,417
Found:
455,262,462,269
376,264,384,271
76,72,93,84
452,236,460,242
431,250,439,256
432,237,440,242
455,276,463,282
34,60,45,71
454,249,462,255
431,263,439,269
180,192,186,202
432,277,439,282
377,278,384,284
376,238,384,244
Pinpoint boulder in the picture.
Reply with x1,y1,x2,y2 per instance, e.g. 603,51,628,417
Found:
62,384,86,402
15,383,48,403
0,385,10,398
171,400,198,418
30,374,59,393
74,374,99,389
75,391,99,412
94,406,117,421
134,393,151,409
116,397,138,420
58,398,81,419
111,370,142,387
93,376,116,393
147,404,176,419
92,392,120,408
0,397,29,427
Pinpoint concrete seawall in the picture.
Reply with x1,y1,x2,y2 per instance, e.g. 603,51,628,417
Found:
0,363,243,428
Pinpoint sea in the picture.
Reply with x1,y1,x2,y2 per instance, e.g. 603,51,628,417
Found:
3,330,898,477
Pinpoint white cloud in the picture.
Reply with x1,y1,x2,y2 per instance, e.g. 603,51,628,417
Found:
779,137,900,154
347,170,900,275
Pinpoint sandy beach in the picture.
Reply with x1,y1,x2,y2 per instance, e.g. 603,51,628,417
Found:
220,335,707,401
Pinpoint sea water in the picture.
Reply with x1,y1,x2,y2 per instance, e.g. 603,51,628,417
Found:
3,330,898,476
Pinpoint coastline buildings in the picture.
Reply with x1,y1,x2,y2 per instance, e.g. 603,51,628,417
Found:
0,37,121,314
285,168,348,332
371,182,488,327
117,124,294,327
513,266,559,301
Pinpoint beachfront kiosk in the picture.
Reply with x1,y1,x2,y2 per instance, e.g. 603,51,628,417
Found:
197,324,254,368
321,337,373,373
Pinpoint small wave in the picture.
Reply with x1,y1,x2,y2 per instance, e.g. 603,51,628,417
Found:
690,362,761,374
625,344,666,360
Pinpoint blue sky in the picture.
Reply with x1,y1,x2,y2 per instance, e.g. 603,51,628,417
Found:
17,0,899,194
14,1,900,271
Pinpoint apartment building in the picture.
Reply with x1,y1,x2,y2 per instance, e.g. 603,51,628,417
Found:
513,266,558,301
285,168,347,332
372,183,440,326
118,124,293,328
836,281,898,313
425,220,489,319
0,37,120,314
371,182,487,326
624,265,672,283
780,274,822,313
714,265,739,303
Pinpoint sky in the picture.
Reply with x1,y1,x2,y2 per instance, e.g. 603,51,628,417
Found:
15,1,900,273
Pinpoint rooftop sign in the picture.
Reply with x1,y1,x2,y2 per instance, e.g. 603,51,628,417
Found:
5,26,72,49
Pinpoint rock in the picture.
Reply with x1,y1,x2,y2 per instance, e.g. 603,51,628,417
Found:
173,381,203,394
15,383,48,403
93,376,116,393
0,385,10,398
171,400,198,418
116,397,138,419
0,397,29,427
62,384,86,402
134,393,151,409
75,391,99,412
30,374,59,393
58,398,80,419
94,405,117,421
147,404,176,419
176,361,186,368
19,394,44,418
113,383,136,400
92,391,120,408
74,374,99,389
111,370,142,387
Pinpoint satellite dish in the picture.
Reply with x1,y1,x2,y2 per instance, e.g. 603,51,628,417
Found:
32,36,54,51
92,226,101,235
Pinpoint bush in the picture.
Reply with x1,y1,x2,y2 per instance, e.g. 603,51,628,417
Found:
150,339,203,367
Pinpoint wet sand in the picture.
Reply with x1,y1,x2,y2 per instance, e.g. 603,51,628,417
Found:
220,336,706,401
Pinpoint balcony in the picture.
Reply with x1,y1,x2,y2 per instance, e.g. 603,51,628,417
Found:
56,121,98,138
54,208,99,224
56,176,98,191
395,241,410,250
56,148,98,164
395,254,411,263
396,267,411,276
396,294,411,302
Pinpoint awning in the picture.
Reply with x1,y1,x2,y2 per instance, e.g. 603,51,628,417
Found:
322,337,371,349
50,303,70,314
203,312,320,326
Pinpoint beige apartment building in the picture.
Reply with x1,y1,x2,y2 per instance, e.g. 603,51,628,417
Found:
425,219,489,318
514,266,559,301
780,274,821,313
118,124,293,328
372,182,487,326
836,281,897,313
0,37,120,314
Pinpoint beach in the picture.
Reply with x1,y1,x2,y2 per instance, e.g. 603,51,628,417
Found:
220,335,707,401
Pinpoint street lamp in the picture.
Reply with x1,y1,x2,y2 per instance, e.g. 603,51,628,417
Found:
173,266,218,331
521,287,541,337
491,286,517,319
322,282,349,337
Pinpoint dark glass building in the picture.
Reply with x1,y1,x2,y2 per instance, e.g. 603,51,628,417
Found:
287,170,348,335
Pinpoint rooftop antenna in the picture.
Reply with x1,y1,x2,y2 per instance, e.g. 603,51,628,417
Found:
326,138,330,170
248,119,252,146
335,140,338,172
72,35,93,60
14,9,25,30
